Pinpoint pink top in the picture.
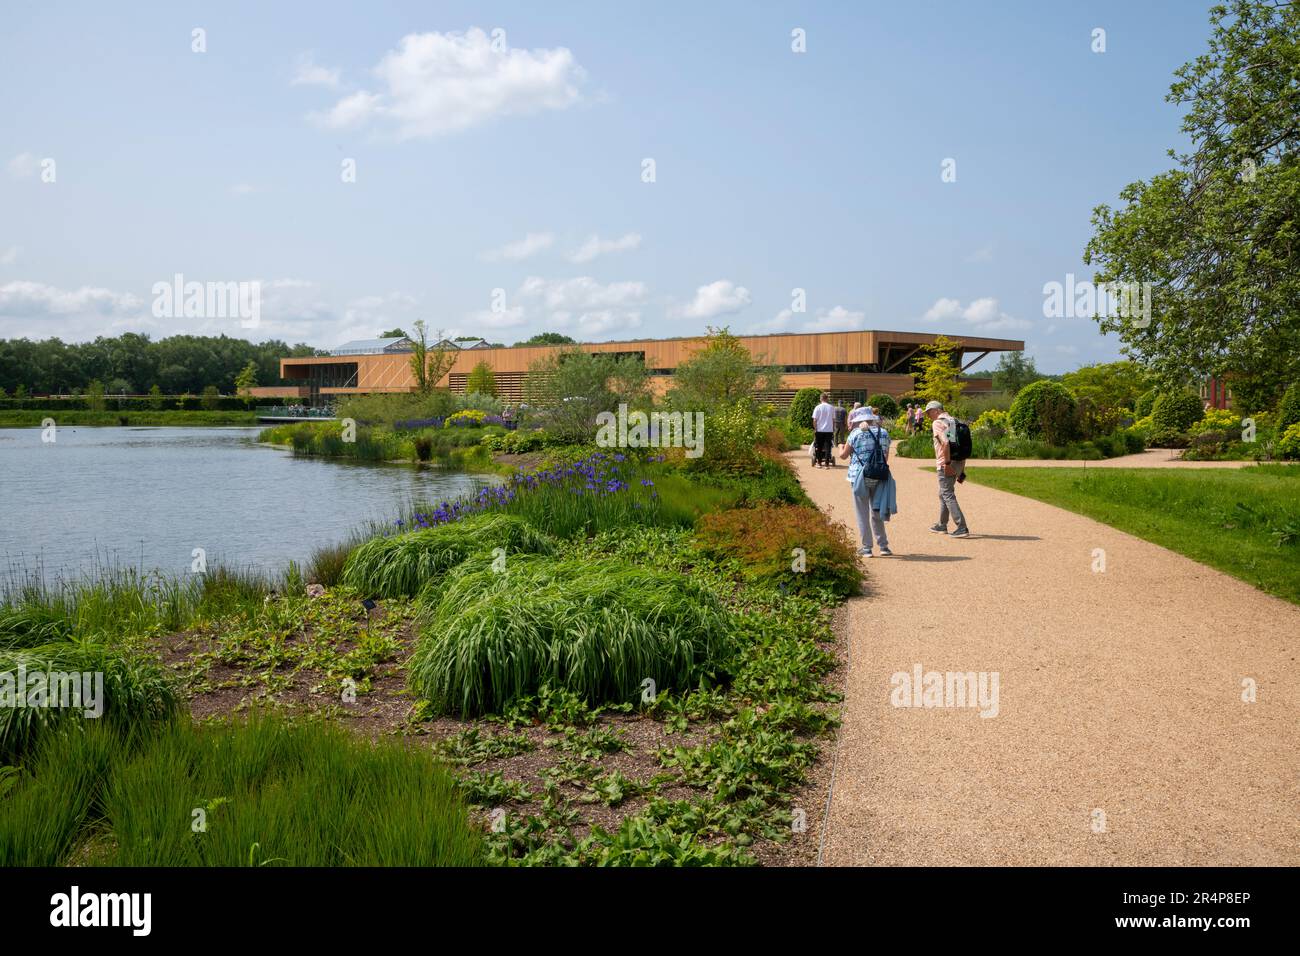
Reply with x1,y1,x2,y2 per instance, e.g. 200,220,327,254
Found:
932,414,953,467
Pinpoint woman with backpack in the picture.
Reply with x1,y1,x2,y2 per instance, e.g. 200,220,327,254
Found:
838,407,895,557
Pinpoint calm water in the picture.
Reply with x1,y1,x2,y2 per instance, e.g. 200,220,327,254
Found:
0,427,500,583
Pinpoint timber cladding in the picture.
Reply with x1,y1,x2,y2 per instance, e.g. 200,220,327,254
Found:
279,329,1023,398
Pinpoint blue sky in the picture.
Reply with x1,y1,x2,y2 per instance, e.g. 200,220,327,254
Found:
1,0,1214,372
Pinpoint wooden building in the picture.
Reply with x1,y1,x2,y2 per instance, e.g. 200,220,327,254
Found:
257,329,1023,408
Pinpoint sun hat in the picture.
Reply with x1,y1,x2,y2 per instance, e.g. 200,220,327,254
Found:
924,400,944,412
848,407,874,425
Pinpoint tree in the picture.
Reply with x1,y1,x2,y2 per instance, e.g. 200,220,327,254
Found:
525,349,649,441
789,388,822,427
148,384,164,410
86,379,106,412
379,328,408,339
1084,0,1300,403
514,332,576,347
912,335,965,408
665,327,782,412
408,320,457,394
201,385,221,410
991,351,1042,396
234,361,258,393
464,361,498,398
1060,361,1151,413
14,384,28,399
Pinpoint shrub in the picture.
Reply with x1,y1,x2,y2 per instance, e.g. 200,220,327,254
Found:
695,504,861,598
305,539,355,587
1191,407,1240,436
788,388,821,429
865,393,898,418
410,556,735,716
480,429,554,454
1148,392,1203,446
691,400,765,475
1134,389,1157,418
972,409,1011,438
341,512,555,598
1276,384,1300,434
1009,380,1078,444
1279,423,1300,459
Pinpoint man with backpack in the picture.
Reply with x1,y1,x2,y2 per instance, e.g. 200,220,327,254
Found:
924,400,970,538
839,407,893,556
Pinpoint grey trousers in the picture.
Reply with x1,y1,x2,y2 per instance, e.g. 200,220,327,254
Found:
852,482,889,551
936,463,968,532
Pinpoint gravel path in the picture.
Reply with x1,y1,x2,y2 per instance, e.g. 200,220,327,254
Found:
793,447,1299,866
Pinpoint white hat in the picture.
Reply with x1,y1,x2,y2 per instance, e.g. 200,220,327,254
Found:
848,407,874,425
924,400,944,412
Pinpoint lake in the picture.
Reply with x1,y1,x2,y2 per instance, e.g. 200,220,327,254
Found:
0,426,500,584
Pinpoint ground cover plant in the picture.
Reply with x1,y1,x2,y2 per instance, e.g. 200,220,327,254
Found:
966,465,1300,604
0,716,484,866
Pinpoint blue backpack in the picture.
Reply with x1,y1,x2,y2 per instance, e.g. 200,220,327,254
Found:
851,427,889,498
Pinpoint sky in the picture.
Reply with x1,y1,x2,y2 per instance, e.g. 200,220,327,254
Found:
0,0,1216,373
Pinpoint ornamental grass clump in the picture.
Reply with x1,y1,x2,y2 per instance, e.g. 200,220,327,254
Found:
410,556,735,716
341,512,554,599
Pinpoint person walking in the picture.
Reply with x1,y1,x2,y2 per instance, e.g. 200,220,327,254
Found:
811,392,837,468
924,400,969,537
839,407,893,556
833,400,848,447
903,403,915,434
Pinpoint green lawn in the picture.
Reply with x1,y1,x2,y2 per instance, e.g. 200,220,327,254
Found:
965,465,1300,604
0,409,257,427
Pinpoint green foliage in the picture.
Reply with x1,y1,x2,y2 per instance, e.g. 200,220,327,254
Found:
695,504,862,598
972,408,1011,438
788,388,821,428
464,361,498,398
341,513,555,599
912,335,966,407
1083,0,1300,402
1009,380,1078,444
233,360,258,394
1060,361,1151,414
335,391,456,427
1149,391,1204,445
0,717,484,866
85,379,106,412
525,348,650,442
200,384,220,410
865,393,898,418
514,332,576,347
665,327,782,414
410,556,735,716
991,351,1043,396
1276,384,1300,433
0,643,179,762
691,400,766,475
1279,423,1300,459
1134,388,1158,417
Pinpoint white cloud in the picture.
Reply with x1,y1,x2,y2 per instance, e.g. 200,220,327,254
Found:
518,276,647,311
677,280,751,320
922,296,1030,332
311,28,587,139
229,183,256,196
567,232,641,264
0,280,141,317
291,54,342,89
577,310,641,336
0,247,18,266
482,232,555,262
7,153,38,179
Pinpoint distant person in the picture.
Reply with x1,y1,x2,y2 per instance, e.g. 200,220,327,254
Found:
839,407,893,557
811,392,837,468
903,403,915,434
833,401,848,446
925,400,969,537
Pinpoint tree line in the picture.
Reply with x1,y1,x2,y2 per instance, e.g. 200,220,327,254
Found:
0,334,324,396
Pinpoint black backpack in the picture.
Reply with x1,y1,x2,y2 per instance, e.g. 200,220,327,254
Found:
951,419,973,461
857,427,890,481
